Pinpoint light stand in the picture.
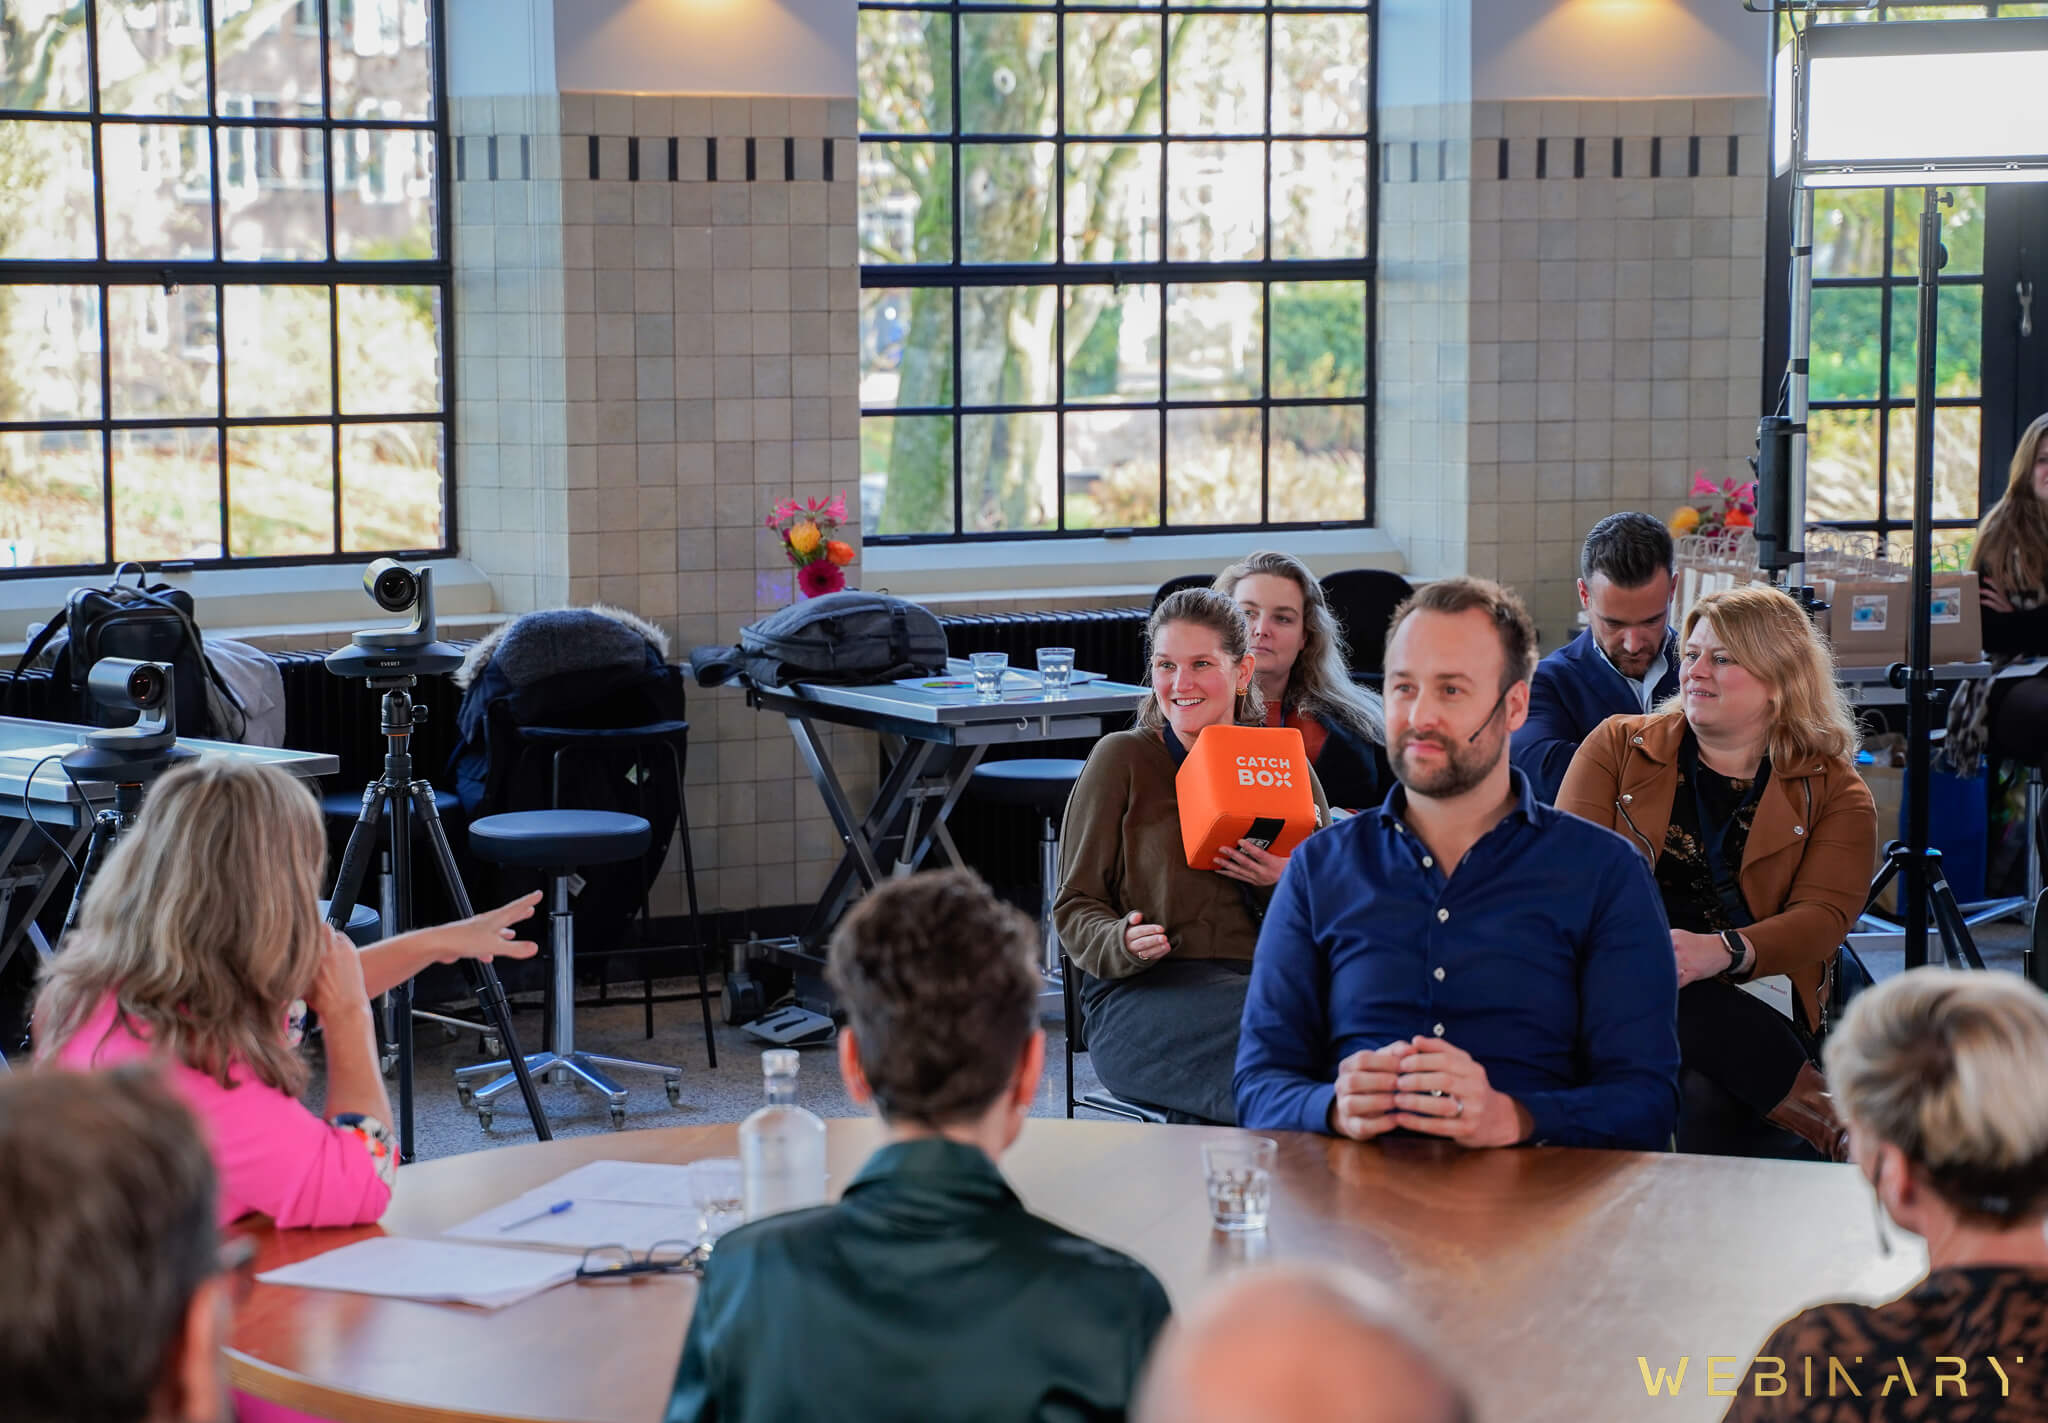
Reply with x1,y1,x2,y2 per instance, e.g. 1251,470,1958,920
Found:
323,563,552,1158
1855,191,1986,972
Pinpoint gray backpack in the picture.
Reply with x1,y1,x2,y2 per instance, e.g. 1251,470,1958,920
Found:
688,591,948,689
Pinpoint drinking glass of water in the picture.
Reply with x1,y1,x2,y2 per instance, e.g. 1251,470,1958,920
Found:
1036,646,1075,697
690,1157,746,1245
1203,1136,1276,1232
971,651,1009,700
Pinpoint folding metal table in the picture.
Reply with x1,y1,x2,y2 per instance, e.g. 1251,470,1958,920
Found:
744,673,1148,970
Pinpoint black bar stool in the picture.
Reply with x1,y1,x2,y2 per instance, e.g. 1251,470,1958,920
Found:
454,810,683,1130
966,758,1083,982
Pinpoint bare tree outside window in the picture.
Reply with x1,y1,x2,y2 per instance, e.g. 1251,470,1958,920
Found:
0,0,447,572
858,0,1375,541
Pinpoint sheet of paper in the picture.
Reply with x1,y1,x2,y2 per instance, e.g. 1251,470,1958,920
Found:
255,1236,580,1310
443,1191,703,1252
537,1158,704,1208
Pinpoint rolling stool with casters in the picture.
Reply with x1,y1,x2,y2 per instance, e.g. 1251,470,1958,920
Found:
510,718,717,1064
966,758,1083,988
321,788,490,1054
1060,949,1166,1123
454,810,683,1129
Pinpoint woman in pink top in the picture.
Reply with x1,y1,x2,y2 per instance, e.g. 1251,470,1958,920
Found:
35,755,539,1229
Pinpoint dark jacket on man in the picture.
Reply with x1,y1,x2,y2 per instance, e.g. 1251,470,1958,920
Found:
666,1137,1171,1423
1512,628,1679,803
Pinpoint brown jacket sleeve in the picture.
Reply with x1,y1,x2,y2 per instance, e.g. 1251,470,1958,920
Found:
1554,716,1631,834
1742,765,1877,982
1053,738,1149,982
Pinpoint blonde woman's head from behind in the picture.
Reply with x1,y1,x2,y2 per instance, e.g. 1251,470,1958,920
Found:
35,755,329,1094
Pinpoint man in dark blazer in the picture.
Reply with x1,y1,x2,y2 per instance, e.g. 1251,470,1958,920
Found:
1512,512,1680,803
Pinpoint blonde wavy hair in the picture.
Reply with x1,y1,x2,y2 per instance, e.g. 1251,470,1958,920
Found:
1824,968,2048,1225
1214,550,1386,746
1135,588,1265,734
1971,410,2048,601
34,756,330,1094
1654,584,1860,768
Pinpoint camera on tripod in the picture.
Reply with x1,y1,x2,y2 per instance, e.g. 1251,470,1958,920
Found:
62,657,198,776
326,558,462,681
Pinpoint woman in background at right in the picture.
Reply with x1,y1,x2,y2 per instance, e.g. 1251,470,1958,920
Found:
1946,413,2048,771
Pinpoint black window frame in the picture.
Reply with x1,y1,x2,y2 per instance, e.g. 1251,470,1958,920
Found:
856,0,1379,545
0,0,455,579
1760,1,2041,553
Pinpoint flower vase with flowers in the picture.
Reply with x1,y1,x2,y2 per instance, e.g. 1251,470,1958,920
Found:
1669,473,1757,539
766,494,856,598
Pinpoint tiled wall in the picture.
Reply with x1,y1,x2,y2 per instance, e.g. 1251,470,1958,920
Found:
1376,100,1474,584
1469,97,1769,643
1377,95,1769,646
451,93,572,615
452,90,871,919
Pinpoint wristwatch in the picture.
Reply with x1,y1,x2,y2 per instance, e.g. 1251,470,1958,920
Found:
1719,929,1747,979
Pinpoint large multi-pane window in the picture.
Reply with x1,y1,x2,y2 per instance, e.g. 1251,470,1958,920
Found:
1805,186,1984,561
1780,2,2048,561
0,0,447,573
856,0,1374,540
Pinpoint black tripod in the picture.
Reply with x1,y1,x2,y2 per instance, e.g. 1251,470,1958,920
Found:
1859,188,1984,973
323,674,553,1159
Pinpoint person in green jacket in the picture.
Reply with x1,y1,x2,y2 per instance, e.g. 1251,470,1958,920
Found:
666,869,1172,1423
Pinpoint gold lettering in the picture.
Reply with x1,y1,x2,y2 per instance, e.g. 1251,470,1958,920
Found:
1803,1357,1814,1397
1988,1358,2011,1395
1707,1357,1740,1397
1827,1358,1863,1397
1638,1357,1689,1397
1751,1357,1786,1398
1934,1358,1968,1397
1881,1360,1916,1396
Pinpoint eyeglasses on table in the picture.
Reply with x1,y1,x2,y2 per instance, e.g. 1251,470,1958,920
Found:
576,1240,710,1281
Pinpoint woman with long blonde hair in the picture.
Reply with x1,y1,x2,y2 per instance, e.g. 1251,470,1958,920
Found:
1559,584,1877,1160
36,756,537,1227
1214,551,1388,811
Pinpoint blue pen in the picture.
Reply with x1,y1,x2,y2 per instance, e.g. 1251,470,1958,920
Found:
499,1199,574,1232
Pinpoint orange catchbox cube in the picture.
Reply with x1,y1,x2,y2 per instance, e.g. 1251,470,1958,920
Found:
1176,724,1316,869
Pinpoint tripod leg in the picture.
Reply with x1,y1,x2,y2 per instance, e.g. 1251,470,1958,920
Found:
414,785,553,1142
325,788,413,1157
56,811,119,950
1926,859,1988,971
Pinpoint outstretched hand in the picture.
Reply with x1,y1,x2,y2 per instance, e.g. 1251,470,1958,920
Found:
431,891,543,964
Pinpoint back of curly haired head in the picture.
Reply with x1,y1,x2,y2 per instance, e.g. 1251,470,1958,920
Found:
826,870,1041,1128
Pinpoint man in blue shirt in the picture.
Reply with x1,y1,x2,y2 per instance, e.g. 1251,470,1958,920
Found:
1235,575,1679,1151
1512,511,1681,802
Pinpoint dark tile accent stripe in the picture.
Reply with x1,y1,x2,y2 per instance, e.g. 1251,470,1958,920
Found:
453,133,849,183
1650,135,1662,178
1573,136,1585,178
1380,134,1754,183
1535,136,1546,178
1688,134,1700,178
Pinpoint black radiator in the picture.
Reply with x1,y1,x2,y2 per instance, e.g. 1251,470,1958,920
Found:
935,607,1148,913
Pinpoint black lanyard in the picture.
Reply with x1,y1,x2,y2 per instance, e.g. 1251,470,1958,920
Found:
1161,724,1190,768
1686,743,1766,929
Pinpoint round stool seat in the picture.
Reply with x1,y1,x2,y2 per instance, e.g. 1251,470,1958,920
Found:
969,758,1085,819
317,899,383,947
321,786,461,821
468,810,651,870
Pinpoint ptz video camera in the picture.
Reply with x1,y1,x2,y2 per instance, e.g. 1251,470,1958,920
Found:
365,557,423,615
63,657,197,776
326,559,463,681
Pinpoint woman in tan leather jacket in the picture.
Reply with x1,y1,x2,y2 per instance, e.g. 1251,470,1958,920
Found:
1559,584,1876,1160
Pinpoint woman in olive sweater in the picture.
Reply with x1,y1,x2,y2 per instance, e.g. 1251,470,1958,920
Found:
1054,588,1327,1124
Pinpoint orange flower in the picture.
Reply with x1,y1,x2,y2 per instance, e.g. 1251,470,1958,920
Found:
787,520,822,556
1724,509,1753,528
824,539,855,566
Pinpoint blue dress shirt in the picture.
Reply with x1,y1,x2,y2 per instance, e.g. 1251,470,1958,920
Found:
1234,771,1680,1151
1512,628,1680,803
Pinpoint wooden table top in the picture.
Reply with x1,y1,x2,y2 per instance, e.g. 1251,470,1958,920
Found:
230,1118,1924,1423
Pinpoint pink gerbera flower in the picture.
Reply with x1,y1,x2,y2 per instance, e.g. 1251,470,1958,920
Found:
797,561,845,598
